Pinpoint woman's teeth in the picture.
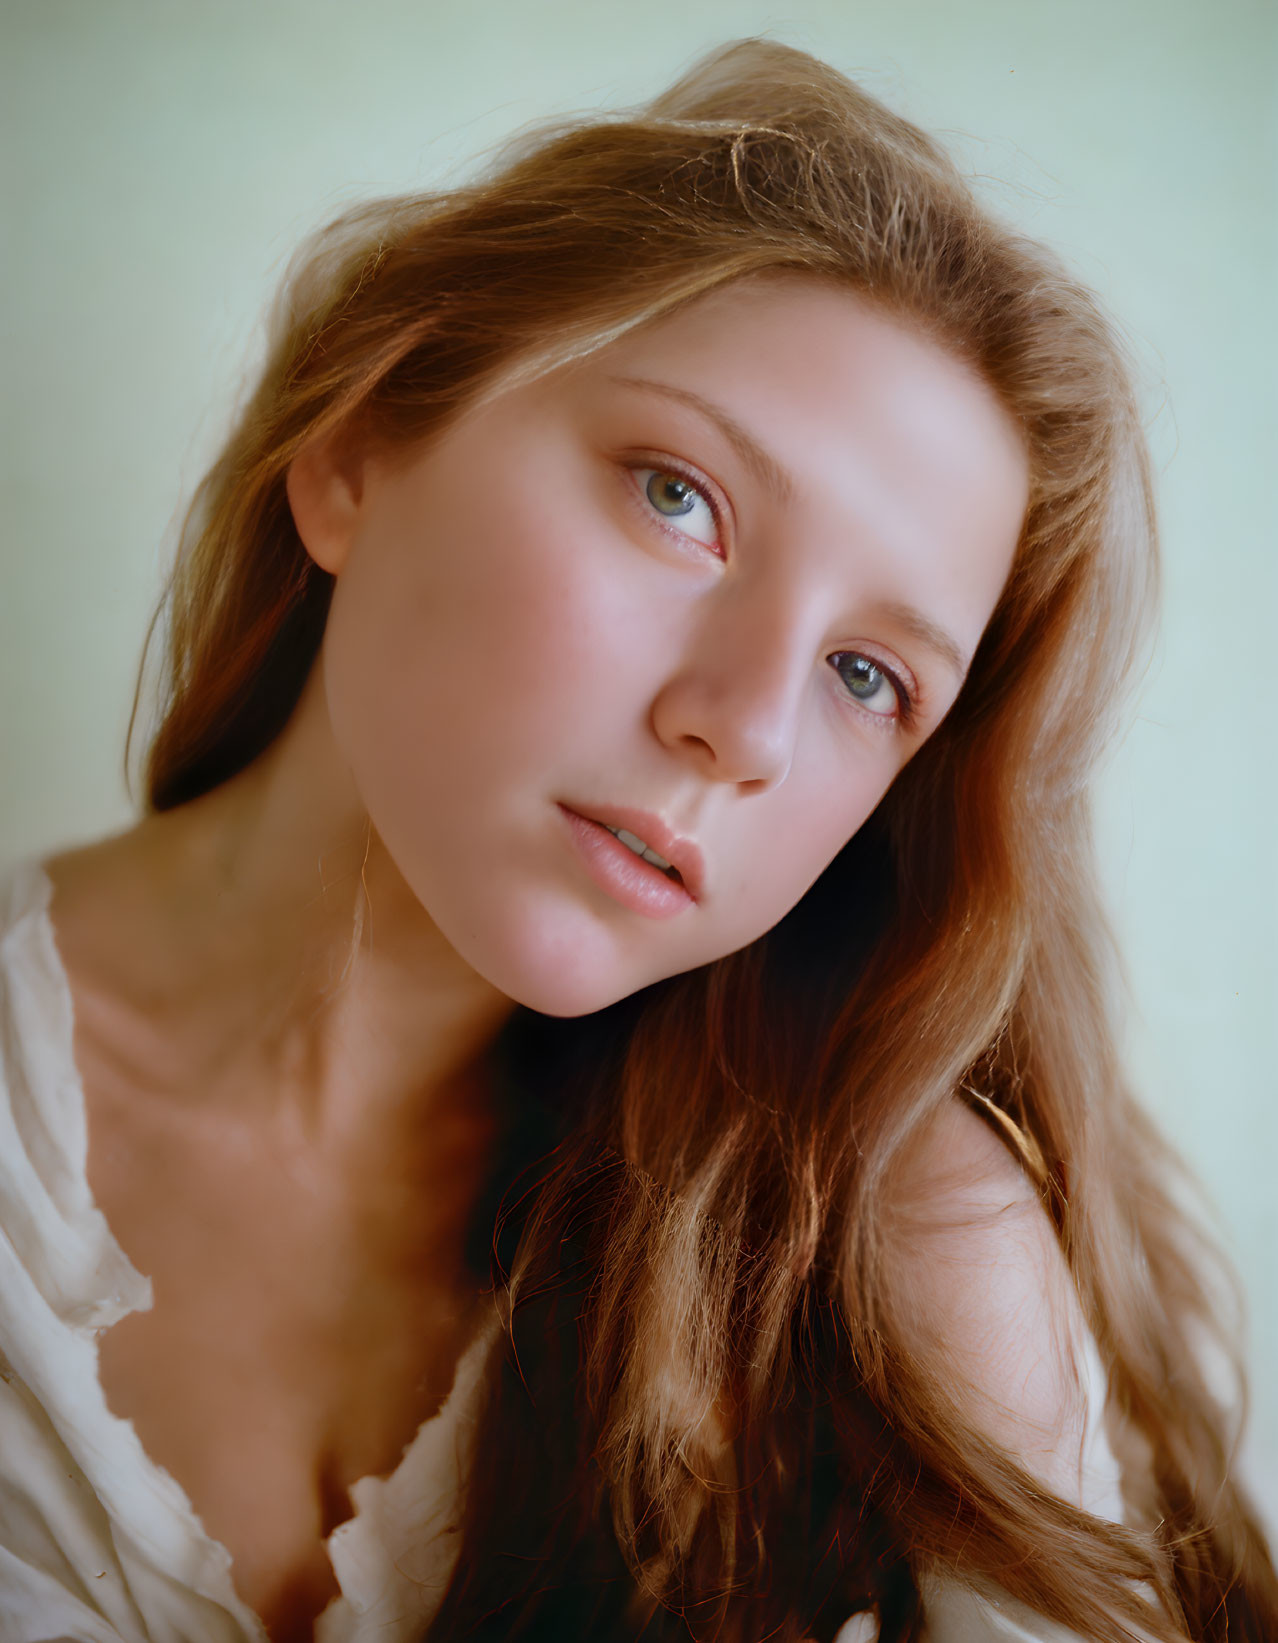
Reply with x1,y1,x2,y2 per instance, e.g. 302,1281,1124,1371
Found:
603,825,680,880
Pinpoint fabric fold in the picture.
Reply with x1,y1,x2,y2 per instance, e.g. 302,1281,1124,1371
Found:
0,856,1134,1642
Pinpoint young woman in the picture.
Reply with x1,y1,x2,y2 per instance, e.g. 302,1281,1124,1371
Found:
0,36,1273,1643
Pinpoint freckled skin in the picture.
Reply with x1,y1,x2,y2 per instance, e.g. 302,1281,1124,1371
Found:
305,274,1029,1017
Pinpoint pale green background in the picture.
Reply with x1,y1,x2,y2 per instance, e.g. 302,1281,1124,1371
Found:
3,0,1275,1531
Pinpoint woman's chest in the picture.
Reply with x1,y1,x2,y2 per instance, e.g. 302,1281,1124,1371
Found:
93,1207,478,1640
96,1306,468,1640
83,1080,483,1637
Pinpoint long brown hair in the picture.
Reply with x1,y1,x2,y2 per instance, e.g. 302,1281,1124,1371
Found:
135,38,1277,1641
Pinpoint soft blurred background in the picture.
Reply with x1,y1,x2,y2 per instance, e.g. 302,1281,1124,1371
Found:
3,0,1274,1529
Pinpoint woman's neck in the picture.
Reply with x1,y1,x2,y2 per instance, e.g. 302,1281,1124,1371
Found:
45,665,517,1170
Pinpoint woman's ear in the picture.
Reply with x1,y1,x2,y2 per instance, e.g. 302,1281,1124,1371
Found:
285,433,365,576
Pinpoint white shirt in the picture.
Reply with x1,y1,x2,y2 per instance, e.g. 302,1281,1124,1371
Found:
0,858,1131,1642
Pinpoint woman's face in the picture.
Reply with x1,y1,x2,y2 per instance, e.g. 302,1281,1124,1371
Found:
304,275,1029,1016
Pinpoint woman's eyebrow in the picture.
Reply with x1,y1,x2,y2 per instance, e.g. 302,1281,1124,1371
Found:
607,373,971,683
606,374,796,507
872,600,971,682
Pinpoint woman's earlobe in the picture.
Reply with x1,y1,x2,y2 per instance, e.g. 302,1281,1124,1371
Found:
285,435,364,576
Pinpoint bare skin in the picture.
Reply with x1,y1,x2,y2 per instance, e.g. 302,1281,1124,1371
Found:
44,711,513,1637
37,274,1030,1636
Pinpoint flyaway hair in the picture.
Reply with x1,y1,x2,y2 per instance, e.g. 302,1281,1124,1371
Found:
135,37,1278,1642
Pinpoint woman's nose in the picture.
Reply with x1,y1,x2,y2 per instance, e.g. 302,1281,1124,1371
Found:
648,586,811,793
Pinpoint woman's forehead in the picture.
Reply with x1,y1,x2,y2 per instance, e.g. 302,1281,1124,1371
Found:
526,275,1026,481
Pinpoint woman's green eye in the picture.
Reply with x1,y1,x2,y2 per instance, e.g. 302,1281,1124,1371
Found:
646,473,696,515
637,468,719,546
832,653,900,717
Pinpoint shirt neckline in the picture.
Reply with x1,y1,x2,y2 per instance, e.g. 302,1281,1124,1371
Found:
3,854,495,1639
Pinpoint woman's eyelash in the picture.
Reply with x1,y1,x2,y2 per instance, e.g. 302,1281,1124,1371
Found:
832,651,919,731
873,657,916,720
627,458,726,550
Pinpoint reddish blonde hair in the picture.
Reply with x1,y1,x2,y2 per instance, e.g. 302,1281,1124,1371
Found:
136,38,1276,1641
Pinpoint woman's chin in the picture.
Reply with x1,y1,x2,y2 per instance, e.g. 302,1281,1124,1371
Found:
447,905,662,1020
483,938,636,1019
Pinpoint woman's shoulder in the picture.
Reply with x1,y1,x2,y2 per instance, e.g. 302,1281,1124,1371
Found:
0,853,73,1082
0,852,54,943
839,1102,1142,1637
0,845,153,1331
0,833,144,1091
883,1095,1116,1512
2,824,177,1050
1,825,146,942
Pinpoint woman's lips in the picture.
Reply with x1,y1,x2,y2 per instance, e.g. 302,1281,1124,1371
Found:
557,801,706,900
557,804,697,919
